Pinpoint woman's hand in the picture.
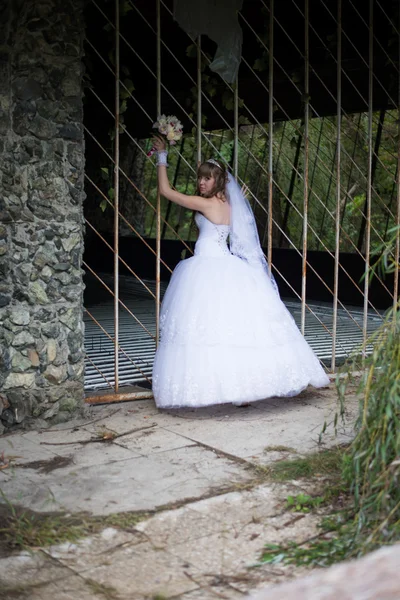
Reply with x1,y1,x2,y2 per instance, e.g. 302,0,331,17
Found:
152,135,167,152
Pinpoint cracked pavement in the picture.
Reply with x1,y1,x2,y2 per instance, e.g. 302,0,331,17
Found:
0,385,358,599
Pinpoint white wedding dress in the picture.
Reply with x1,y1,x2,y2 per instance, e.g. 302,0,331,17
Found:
152,212,329,408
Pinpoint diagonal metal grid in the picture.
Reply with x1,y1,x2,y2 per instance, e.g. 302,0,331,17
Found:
83,275,383,391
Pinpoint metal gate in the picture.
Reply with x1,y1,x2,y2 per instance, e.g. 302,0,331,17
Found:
82,0,400,403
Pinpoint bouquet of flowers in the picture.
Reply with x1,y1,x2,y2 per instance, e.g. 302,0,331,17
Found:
147,114,183,156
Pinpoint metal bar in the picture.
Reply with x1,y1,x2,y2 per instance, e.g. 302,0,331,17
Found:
363,0,374,355
155,0,161,346
267,0,274,269
234,79,239,179
114,0,120,391
86,390,154,405
332,0,342,372
197,35,202,165
301,0,309,336
395,9,400,309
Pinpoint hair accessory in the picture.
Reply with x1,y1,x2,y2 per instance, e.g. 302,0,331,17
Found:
206,158,223,170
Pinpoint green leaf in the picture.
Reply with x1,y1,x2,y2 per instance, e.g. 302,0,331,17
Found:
222,91,234,111
253,57,267,71
108,187,115,200
186,44,197,58
121,1,133,15
100,199,108,212
124,78,135,93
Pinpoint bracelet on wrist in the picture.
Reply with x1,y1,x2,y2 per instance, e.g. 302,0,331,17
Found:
156,150,168,167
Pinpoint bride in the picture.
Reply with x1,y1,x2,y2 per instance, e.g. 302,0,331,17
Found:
151,136,329,408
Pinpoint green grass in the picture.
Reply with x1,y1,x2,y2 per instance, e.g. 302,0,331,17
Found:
285,493,325,513
268,447,345,482
0,491,148,552
259,304,400,569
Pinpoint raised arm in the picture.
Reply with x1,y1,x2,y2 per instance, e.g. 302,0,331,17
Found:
153,136,208,211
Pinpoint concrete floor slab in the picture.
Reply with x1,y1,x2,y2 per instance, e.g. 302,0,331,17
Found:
166,503,320,579
0,550,72,587
2,572,109,600
0,444,252,515
0,434,62,465
80,542,200,598
114,426,197,456
49,441,142,467
44,527,146,570
185,483,292,526
134,505,223,548
160,387,356,463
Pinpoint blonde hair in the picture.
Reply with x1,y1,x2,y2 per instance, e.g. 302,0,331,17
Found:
196,159,228,199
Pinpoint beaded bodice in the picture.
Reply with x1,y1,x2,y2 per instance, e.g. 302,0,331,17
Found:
194,213,230,258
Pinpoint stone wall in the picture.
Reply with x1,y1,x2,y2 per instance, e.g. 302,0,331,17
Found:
0,0,86,432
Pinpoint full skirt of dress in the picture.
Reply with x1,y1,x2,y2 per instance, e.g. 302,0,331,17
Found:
152,253,329,408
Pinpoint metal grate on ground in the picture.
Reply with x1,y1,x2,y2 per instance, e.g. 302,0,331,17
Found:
84,275,384,391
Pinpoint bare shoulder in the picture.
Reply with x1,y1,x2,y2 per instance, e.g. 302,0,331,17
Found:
203,195,230,224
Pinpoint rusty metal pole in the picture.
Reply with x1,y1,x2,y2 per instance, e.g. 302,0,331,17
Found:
332,0,342,372
301,0,309,336
113,0,120,391
363,0,373,354
155,0,161,345
395,7,400,312
197,35,202,166
267,0,274,269
234,78,239,179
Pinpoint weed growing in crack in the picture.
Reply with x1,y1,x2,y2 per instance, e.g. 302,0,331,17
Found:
0,490,149,553
268,447,345,482
285,493,325,513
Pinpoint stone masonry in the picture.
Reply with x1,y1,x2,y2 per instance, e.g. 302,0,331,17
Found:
0,0,86,432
